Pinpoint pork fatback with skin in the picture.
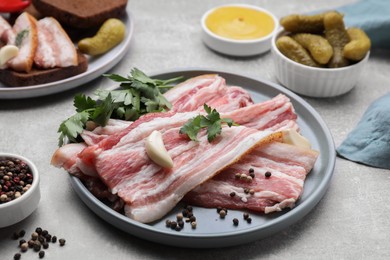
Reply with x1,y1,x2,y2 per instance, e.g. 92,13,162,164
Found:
6,12,38,72
34,17,78,69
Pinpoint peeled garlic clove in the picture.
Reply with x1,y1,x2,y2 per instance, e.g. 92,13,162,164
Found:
145,130,174,168
282,129,311,149
0,45,19,66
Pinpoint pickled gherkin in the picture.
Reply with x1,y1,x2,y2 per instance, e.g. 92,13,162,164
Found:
344,28,371,61
292,33,333,64
78,18,126,56
280,13,327,34
324,12,350,68
276,36,320,67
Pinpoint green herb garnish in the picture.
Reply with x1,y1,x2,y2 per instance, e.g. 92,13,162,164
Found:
57,68,183,146
15,29,29,47
179,104,236,142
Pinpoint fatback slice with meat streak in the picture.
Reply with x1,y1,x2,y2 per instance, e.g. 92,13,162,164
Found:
34,17,78,69
6,12,38,72
184,141,319,213
94,120,284,223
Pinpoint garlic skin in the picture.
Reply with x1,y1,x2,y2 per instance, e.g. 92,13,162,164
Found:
145,130,174,168
0,45,19,66
282,129,311,149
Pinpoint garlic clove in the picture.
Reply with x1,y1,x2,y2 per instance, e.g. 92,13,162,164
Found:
145,130,174,168
281,129,311,149
0,45,19,66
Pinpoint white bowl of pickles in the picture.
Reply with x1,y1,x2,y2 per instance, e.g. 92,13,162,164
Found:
271,11,370,98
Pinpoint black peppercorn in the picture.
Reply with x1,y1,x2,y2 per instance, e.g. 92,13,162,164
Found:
165,219,172,227
247,217,252,224
11,232,19,240
18,230,26,237
14,253,21,260
42,241,49,249
38,236,45,243
243,213,249,220
230,191,236,197
265,171,272,178
51,236,57,243
35,227,42,234
45,234,52,242
28,240,34,248
182,209,189,217
178,220,184,228
39,250,45,258
233,218,239,226
170,221,177,229
59,238,66,246
33,242,41,252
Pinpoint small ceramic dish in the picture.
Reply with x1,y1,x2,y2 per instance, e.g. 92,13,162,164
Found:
271,29,370,98
0,153,40,228
201,4,279,57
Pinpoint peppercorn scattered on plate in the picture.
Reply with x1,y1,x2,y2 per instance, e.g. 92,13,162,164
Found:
69,69,336,248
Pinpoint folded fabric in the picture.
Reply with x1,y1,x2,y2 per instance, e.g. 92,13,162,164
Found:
337,92,390,169
336,0,390,49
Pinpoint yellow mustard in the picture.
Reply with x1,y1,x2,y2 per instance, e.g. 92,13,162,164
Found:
205,6,275,40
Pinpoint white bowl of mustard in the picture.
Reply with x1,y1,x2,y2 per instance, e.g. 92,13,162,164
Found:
201,4,279,57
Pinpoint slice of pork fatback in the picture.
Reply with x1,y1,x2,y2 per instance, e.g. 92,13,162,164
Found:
51,93,298,180
164,74,254,112
6,12,38,72
95,123,283,223
34,17,78,69
184,142,319,213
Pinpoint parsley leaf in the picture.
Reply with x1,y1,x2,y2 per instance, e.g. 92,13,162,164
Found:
57,68,183,146
57,111,89,146
179,104,236,142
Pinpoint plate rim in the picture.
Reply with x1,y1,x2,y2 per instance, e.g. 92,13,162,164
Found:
69,68,336,247
0,11,134,99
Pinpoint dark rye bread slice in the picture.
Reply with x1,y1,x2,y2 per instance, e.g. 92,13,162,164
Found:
0,51,88,87
32,0,128,28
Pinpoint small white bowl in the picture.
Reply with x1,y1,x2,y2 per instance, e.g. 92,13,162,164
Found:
201,4,279,57
271,29,369,98
0,153,40,228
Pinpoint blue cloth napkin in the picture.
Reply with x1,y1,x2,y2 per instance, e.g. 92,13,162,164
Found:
337,92,390,169
336,0,390,49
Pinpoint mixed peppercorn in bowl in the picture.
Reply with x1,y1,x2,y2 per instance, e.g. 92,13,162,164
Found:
0,153,40,228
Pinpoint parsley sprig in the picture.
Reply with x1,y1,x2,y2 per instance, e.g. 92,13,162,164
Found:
179,104,236,142
57,68,183,146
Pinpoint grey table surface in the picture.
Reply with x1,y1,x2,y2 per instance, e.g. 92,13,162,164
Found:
1,0,389,259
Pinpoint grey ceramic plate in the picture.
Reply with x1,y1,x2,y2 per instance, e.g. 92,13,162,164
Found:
0,12,134,99
69,69,336,248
